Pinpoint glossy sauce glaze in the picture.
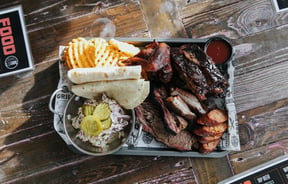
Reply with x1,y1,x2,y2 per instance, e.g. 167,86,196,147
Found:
205,40,231,64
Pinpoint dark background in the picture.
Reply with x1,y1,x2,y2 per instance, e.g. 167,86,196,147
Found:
277,0,288,9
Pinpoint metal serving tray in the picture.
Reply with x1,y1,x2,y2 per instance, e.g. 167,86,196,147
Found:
49,37,240,157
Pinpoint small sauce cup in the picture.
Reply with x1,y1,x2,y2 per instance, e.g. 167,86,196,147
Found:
204,37,233,65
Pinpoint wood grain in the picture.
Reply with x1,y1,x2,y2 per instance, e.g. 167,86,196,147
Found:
236,100,288,150
32,2,146,63
180,0,288,38
229,139,288,174
137,167,196,184
140,0,187,37
1,149,196,184
191,156,234,184
233,27,288,113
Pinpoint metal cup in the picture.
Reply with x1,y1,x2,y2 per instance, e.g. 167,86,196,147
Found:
204,36,234,66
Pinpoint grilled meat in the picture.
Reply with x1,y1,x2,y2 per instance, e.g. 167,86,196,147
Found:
166,95,197,122
193,122,228,137
170,88,207,115
197,133,224,144
153,88,180,134
192,108,228,153
171,47,208,101
171,44,228,100
199,139,221,154
197,109,228,126
130,41,230,154
135,99,197,151
180,44,228,96
175,115,189,131
124,41,173,83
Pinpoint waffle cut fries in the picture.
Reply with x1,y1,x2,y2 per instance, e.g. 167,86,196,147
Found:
63,37,140,69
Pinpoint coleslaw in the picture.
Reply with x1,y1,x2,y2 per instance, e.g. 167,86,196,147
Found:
71,94,130,150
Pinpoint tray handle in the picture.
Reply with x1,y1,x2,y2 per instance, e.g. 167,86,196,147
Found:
49,86,69,116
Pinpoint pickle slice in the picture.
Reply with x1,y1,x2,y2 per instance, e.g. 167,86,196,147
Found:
101,118,112,130
93,103,111,120
80,115,103,136
82,105,95,116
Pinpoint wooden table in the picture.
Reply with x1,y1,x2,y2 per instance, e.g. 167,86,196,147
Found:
0,0,287,183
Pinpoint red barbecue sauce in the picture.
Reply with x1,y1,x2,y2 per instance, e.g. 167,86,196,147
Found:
206,40,231,64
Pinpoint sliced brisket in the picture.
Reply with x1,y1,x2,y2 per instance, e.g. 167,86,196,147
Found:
135,99,197,151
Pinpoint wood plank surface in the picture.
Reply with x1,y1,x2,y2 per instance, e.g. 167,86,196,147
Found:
0,0,287,183
180,0,288,38
233,30,288,112
191,156,234,184
229,139,288,174
27,0,148,65
140,0,187,37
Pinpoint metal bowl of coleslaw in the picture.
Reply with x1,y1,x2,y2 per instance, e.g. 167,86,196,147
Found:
63,94,135,156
